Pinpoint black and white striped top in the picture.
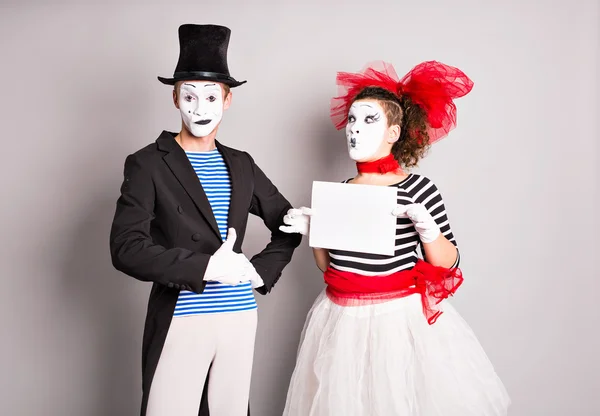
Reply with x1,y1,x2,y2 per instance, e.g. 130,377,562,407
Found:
329,174,459,276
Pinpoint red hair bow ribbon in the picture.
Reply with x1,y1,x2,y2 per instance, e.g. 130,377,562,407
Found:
330,60,474,144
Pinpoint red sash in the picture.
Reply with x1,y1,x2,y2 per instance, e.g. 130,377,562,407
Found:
324,260,463,325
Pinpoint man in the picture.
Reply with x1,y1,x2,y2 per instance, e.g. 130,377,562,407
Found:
110,24,301,416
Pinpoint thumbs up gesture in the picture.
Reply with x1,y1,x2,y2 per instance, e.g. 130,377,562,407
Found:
203,228,261,286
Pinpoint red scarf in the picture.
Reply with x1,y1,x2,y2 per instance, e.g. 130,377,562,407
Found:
324,260,463,325
356,154,402,174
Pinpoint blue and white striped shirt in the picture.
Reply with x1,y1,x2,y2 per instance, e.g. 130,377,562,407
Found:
173,149,257,317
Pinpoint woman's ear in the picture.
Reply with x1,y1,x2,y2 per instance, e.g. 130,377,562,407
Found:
387,124,401,144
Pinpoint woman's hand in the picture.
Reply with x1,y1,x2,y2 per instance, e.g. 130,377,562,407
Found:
392,203,440,243
393,203,458,268
279,207,314,236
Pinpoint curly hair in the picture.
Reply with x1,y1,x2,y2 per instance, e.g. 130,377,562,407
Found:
353,87,430,168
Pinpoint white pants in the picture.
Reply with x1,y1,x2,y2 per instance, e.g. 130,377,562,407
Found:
146,309,258,416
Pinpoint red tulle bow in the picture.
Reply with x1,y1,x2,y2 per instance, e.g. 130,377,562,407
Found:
330,60,474,144
324,260,463,325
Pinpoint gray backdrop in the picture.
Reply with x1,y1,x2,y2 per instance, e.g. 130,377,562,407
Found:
1,0,598,415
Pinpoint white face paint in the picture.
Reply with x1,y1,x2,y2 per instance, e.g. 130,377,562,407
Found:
345,101,388,161
178,82,224,137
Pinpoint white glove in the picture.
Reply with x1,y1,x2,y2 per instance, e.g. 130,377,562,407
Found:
247,269,264,289
204,228,256,286
392,203,440,244
279,207,313,236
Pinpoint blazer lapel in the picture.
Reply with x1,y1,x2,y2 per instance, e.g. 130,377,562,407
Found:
217,141,245,234
158,132,222,241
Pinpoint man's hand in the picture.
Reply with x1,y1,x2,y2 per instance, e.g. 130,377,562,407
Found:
203,228,254,285
247,269,264,289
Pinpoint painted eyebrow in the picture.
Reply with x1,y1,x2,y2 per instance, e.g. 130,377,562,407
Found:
183,83,196,88
350,103,378,111
204,83,216,87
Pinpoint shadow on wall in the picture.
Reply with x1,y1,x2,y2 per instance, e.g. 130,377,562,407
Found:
61,194,146,416
57,80,152,416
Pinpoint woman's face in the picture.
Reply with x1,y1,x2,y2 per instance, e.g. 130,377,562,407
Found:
345,100,398,162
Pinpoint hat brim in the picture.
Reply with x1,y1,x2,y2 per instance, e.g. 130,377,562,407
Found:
158,73,246,87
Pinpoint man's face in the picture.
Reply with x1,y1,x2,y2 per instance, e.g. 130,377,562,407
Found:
176,81,229,137
345,100,389,161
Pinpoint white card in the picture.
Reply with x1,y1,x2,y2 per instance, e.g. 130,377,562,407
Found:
308,181,397,255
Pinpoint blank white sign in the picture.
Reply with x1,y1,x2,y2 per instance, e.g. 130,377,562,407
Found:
308,181,398,256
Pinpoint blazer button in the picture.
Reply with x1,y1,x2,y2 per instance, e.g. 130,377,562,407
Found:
191,233,202,242
177,206,183,214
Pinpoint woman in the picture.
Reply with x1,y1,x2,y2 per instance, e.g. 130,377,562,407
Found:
279,61,510,415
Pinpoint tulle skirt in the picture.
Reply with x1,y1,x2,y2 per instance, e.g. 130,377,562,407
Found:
283,290,510,416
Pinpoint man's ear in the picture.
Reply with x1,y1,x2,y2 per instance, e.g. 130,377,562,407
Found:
223,91,233,110
172,89,180,109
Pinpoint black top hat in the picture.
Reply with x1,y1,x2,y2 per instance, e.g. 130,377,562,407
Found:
158,24,246,87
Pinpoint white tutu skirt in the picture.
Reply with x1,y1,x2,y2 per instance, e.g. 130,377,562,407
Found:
283,290,510,416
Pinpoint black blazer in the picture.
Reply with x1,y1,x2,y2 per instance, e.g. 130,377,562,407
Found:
109,131,302,415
